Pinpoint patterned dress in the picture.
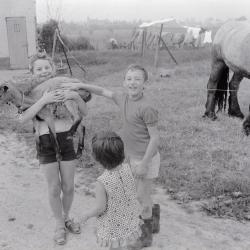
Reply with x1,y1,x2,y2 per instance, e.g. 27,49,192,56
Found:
97,163,142,248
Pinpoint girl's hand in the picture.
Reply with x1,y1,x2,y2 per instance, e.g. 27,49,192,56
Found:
40,90,64,105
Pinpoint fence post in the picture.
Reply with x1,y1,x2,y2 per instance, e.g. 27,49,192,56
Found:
154,24,164,69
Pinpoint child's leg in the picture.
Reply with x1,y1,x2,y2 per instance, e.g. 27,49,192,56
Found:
135,178,154,247
60,159,81,234
136,178,153,219
60,160,76,220
42,162,64,228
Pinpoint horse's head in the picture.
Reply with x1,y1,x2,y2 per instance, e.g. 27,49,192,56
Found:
0,82,22,107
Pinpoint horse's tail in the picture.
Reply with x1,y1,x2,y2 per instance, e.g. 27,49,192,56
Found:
214,65,229,112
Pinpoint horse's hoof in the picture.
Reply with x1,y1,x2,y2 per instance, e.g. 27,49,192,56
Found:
243,121,250,136
228,112,244,120
202,113,217,121
243,127,250,136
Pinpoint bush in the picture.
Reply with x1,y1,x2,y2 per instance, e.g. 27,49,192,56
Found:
38,19,58,53
59,36,95,51
38,19,94,54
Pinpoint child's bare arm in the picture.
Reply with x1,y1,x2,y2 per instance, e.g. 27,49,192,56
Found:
19,90,64,123
143,126,160,163
135,126,160,178
61,82,115,99
81,181,107,222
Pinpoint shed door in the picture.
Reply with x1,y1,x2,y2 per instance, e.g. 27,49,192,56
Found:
6,17,29,69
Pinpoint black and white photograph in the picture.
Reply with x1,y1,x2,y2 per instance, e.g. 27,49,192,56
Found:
1,0,250,249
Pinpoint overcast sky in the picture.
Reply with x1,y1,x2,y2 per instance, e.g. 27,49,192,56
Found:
36,0,250,23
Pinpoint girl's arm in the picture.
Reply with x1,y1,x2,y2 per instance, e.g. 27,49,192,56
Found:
19,90,64,124
135,126,160,178
81,181,107,222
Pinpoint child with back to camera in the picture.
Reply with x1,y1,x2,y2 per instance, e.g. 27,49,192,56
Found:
81,131,142,250
62,64,161,247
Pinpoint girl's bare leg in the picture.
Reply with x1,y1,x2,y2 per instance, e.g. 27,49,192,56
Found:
42,162,64,228
60,160,76,220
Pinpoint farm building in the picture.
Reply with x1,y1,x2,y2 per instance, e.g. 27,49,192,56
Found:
0,0,37,69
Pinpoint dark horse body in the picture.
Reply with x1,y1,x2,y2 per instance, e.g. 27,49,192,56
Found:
204,20,250,134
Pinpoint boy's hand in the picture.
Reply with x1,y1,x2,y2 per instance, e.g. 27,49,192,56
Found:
134,162,148,179
81,215,89,224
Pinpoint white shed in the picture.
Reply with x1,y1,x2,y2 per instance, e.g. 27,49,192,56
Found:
0,0,37,69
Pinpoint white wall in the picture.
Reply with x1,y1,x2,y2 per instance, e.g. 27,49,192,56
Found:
0,0,36,58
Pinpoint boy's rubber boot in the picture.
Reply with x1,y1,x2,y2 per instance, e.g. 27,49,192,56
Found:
127,218,153,250
152,204,160,234
139,218,153,247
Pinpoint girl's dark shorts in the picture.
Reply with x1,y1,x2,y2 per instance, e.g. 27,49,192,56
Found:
37,131,76,164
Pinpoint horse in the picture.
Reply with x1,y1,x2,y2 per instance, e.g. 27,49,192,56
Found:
0,76,91,162
203,20,250,134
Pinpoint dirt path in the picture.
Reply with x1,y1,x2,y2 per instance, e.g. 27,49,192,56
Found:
1,69,250,250
1,131,250,250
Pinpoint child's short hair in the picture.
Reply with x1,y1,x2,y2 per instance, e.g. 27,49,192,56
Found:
125,64,149,82
92,131,125,170
29,52,55,73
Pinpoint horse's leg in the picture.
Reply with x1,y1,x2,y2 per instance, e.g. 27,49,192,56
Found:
243,105,250,135
64,100,82,138
204,60,226,120
228,73,244,119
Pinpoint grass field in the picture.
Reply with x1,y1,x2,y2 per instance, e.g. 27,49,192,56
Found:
2,47,250,220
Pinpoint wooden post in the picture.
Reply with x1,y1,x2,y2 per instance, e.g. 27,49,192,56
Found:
51,29,58,60
154,24,164,69
160,36,178,65
56,29,73,76
140,29,145,56
141,28,147,57
57,32,86,74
